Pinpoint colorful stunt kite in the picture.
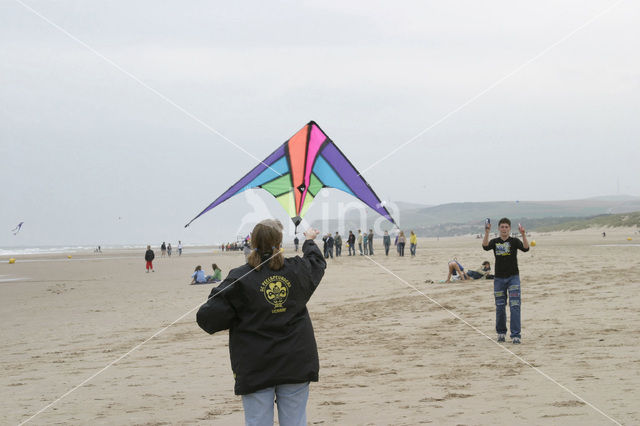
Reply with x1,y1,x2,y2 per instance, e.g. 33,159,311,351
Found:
186,121,396,230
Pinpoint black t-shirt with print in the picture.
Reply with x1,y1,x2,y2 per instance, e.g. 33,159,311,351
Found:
483,237,529,278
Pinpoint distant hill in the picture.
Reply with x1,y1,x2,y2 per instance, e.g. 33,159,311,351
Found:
536,211,640,232
310,195,640,237
405,197,640,225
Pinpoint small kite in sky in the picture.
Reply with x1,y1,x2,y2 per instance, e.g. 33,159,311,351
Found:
186,121,396,230
12,221,24,235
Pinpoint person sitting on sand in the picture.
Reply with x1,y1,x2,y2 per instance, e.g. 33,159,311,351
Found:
466,261,494,280
445,258,468,282
210,263,222,282
191,265,209,284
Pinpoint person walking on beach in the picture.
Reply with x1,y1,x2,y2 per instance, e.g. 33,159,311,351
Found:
294,236,300,252
178,241,183,256
145,245,155,272
483,217,529,344
367,229,374,255
334,232,342,257
409,231,417,257
161,242,167,257
197,219,326,426
347,231,356,256
383,230,391,256
167,243,172,257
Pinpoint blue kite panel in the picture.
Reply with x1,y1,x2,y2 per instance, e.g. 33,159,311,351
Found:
243,156,290,190
312,155,354,195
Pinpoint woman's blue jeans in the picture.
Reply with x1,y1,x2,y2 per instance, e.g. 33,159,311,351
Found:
241,382,309,426
493,275,521,338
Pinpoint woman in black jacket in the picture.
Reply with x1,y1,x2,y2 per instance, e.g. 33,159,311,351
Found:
197,219,326,426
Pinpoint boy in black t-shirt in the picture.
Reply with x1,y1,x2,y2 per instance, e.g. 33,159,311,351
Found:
483,218,529,344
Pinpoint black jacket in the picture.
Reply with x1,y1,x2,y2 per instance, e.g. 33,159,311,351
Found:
144,249,155,261
196,240,326,395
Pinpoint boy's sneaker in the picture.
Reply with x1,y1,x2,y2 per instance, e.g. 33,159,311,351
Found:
512,337,521,344
497,334,506,342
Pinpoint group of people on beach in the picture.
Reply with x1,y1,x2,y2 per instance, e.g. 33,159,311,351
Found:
194,216,529,425
294,229,419,258
220,242,245,251
159,241,183,257
143,241,183,272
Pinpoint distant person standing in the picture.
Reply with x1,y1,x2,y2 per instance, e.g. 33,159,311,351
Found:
294,236,300,252
348,231,356,256
178,241,183,256
243,240,252,262
367,229,374,255
167,243,172,257
145,245,155,272
334,232,342,257
161,242,167,257
363,232,369,255
409,231,417,257
326,234,334,259
397,231,406,257
357,230,364,255
483,218,529,344
322,235,328,257
383,231,391,256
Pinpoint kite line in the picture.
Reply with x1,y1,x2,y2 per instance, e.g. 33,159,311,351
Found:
13,0,284,181
360,0,625,175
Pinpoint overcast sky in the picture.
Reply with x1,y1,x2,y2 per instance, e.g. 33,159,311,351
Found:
1,0,639,246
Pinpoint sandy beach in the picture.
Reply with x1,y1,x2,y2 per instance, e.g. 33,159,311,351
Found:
1,228,639,425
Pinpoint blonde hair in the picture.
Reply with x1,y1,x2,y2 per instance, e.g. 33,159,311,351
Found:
247,219,284,271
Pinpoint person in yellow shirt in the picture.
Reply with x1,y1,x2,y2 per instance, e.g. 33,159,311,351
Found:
409,231,418,257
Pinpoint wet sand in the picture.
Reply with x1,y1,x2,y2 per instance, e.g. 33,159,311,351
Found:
1,228,639,425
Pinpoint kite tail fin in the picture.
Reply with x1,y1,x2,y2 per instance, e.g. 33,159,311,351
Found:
292,216,302,235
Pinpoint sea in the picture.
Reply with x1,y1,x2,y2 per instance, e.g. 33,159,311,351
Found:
0,244,220,258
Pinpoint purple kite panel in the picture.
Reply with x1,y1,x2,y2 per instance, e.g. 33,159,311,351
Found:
187,144,286,225
321,142,394,223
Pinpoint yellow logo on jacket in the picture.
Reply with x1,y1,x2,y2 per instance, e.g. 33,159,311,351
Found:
260,275,291,313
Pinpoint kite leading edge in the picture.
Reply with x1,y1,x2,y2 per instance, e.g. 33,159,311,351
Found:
185,121,396,230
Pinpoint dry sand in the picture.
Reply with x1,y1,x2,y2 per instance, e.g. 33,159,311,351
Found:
1,228,639,425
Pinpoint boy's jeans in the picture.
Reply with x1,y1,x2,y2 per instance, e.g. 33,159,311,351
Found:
494,275,521,338
242,382,309,426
